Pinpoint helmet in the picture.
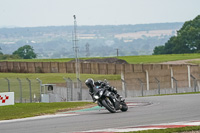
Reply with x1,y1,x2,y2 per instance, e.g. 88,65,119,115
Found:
85,78,94,89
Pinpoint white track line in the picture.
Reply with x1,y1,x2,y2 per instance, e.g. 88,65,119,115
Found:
0,113,79,124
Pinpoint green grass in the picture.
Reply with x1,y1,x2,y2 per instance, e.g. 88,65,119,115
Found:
0,102,92,120
189,60,200,65
127,125,200,133
1,53,200,64
118,53,200,64
0,73,121,84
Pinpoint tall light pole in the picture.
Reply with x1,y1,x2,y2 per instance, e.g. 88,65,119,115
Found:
85,43,90,57
116,48,119,57
73,15,80,79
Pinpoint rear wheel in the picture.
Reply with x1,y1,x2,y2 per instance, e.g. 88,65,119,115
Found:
102,98,116,113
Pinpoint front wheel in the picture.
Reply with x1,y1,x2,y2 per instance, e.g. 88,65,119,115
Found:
101,98,116,113
120,102,128,112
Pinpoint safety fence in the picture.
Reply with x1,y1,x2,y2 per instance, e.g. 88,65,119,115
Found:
0,78,41,103
62,77,83,101
0,77,89,103
123,75,200,97
0,76,200,103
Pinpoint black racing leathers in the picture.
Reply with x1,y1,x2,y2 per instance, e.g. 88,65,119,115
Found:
89,81,118,102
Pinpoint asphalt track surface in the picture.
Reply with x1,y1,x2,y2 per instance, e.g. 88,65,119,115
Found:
1,94,200,133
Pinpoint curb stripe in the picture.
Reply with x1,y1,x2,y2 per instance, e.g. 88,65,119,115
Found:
76,121,200,133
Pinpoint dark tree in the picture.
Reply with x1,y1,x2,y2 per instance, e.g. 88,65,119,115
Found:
153,45,165,55
153,15,200,54
13,45,37,59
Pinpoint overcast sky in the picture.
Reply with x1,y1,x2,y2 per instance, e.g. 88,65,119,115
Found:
0,0,200,27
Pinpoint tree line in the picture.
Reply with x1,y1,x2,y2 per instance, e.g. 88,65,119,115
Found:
0,45,36,60
153,15,200,55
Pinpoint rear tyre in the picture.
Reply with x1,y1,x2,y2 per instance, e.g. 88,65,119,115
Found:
121,102,128,112
102,98,116,113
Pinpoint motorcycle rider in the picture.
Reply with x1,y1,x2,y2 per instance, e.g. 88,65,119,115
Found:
85,78,120,102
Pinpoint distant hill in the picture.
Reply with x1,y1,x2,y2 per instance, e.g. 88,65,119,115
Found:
0,22,183,58
0,22,183,36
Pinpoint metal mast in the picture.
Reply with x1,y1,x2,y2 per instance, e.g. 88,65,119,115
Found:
116,48,119,57
85,43,90,57
73,15,80,79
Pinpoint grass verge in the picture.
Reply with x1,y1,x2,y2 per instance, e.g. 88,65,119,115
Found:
127,126,200,133
189,60,200,65
0,73,121,84
2,53,200,64
0,102,93,120
118,53,200,64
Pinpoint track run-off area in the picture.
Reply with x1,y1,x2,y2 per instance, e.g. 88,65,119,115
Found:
0,94,200,133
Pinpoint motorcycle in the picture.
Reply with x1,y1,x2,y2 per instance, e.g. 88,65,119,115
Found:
92,86,128,113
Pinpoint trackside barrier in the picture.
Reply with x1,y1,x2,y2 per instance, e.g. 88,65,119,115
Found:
155,77,161,95
63,77,73,101
138,78,144,97
63,77,83,101
17,78,22,103
0,78,41,103
1,77,200,102
171,77,178,93
67,78,73,101
26,78,32,103
121,79,127,98
190,74,197,92
77,78,82,100
36,78,42,102
4,78,10,92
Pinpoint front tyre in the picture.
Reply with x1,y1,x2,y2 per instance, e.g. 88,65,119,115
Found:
121,102,128,112
102,98,116,113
